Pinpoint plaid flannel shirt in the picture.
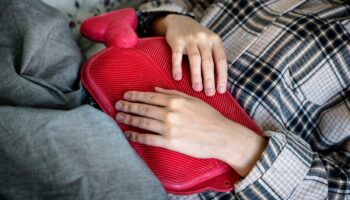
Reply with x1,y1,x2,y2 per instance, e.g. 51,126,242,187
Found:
137,0,350,199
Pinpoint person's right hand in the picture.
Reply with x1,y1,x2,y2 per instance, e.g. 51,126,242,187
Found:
150,14,228,96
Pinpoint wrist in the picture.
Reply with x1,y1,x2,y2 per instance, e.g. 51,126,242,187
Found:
216,121,268,177
149,14,173,36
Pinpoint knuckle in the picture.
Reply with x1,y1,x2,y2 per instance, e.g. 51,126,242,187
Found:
130,117,138,126
130,92,139,100
173,49,182,55
131,117,140,127
128,132,135,140
124,114,132,124
142,135,152,145
189,51,200,58
168,99,176,109
139,105,149,114
216,50,227,59
168,98,184,109
119,102,126,111
148,93,156,101
195,32,207,40
202,57,213,66
205,77,214,83
210,34,221,42
165,124,176,136
198,44,210,51
189,55,201,64
191,73,202,81
165,112,176,123
184,35,194,41
174,37,184,44
128,92,135,99
126,103,132,112
133,133,140,142
144,93,155,102
168,127,176,136
217,56,227,62
139,118,150,129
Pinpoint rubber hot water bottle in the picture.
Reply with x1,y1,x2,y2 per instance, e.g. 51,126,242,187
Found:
80,8,262,195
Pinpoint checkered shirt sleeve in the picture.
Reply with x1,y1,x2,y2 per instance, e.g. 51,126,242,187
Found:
137,0,350,199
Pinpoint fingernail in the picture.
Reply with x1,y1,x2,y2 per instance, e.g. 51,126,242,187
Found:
116,113,124,121
205,87,215,96
124,92,130,99
115,101,122,109
193,83,202,91
218,85,226,93
174,72,181,80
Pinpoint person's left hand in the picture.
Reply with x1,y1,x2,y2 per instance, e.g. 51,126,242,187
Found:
115,87,229,158
115,87,267,176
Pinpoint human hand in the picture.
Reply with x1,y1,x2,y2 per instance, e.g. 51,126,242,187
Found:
150,14,228,96
115,87,267,176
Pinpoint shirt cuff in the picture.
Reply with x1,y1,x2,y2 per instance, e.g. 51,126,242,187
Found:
234,131,313,199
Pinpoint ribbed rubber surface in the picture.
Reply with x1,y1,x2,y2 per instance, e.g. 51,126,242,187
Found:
81,37,262,195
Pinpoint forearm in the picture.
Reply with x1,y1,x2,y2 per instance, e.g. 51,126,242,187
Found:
232,131,349,199
212,120,268,177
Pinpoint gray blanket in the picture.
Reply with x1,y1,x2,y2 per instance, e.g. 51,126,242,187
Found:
0,0,166,199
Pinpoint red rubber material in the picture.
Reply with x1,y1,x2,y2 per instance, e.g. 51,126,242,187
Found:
80,8,263,195
80,8,138,48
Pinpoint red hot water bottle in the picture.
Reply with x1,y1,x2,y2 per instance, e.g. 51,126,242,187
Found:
80,8,262,195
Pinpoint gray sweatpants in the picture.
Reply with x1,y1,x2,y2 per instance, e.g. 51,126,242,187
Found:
0,0,167,199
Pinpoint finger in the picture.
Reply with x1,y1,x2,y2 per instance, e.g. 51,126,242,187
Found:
154,87,192,99
198,42,215,96
186,42,203,92
123,91,170,106
171,46,184,81
213,40,228,94
124,130,167,148
115,100,166,121
116,112,165,134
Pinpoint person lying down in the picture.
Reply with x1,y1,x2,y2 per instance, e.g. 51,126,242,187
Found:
0,0,349,200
